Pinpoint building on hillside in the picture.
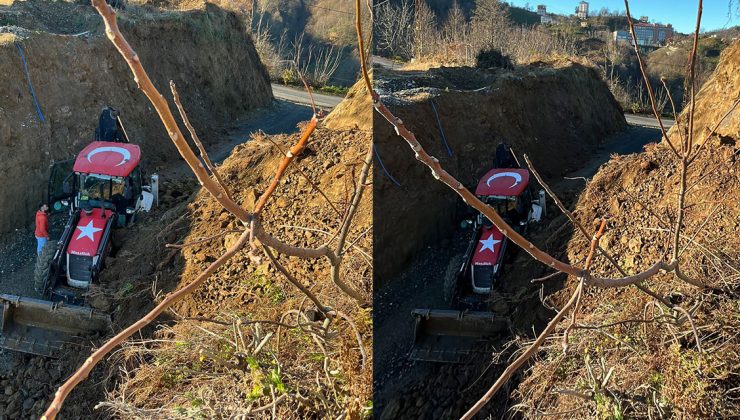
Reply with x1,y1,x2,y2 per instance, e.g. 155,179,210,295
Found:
541,14,553,24
612,22,674,46
537,5,547,15
576,1,589,19
613,30,631,44
634,22,674,45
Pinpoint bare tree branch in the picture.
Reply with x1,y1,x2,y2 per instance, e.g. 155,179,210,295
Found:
460,220,606,420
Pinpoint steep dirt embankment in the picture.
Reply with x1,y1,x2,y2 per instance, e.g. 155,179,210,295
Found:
668,40,740,144
516,41,740,419
373,63,626,286
0,4,272,233
324,77,372,131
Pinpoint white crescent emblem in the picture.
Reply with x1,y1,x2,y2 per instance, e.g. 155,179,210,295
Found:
87,146,131,167
486,171,522,188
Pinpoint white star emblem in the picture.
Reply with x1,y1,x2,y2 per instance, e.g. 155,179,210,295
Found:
479,234,501,253
76,220,103,241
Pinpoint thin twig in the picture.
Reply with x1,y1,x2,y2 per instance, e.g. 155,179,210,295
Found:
262,135,341,216
254,117,318,214
335,310,368,369
525,154,674,307
262,245,330,313
673,305,702,353
170,81,234,202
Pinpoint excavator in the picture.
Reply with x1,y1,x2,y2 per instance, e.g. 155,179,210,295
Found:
410,144,546,363
0,107,158,357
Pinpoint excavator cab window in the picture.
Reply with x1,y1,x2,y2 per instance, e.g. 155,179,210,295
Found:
129,166,142,201
78,173,124,210
483,196,517,219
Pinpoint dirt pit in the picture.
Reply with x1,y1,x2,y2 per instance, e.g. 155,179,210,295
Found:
372,62,627,287
0,119,372,418
372,61,639,418
0,0,272,234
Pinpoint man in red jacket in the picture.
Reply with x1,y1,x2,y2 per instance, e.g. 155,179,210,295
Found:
35,203,50,256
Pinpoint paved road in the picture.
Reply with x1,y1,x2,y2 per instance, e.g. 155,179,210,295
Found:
625,113,675,129
271,83,343,109
373,55,403,70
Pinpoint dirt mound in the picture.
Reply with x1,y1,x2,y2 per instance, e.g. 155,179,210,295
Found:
323,77,372,131
668,40,740,145
515,42,740,418
0,0,101,34
0,2,272,234
373,62,627,286
98,124,372,418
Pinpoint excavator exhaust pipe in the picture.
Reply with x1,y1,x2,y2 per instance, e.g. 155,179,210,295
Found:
410,309,509,363
0,294,112,357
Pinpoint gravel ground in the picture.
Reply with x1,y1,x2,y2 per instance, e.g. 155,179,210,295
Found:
0,213,65,374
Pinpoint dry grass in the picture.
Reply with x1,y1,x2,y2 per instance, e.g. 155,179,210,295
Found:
0,33,16,44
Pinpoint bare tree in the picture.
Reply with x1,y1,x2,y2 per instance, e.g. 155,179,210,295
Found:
413,0,438,58
470,0,510,52
374,0,414,59
440,0,472,63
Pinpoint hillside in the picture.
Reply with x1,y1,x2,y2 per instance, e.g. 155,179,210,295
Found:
515,40,740,418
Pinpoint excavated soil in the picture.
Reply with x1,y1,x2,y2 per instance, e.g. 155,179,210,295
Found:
515,40,740,419
324,77,372,132
668,40,740,145
0,0,272,233
373,61,630,418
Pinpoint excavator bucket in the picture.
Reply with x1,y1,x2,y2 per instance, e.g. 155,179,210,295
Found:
0,294,111,357
410,309,509,363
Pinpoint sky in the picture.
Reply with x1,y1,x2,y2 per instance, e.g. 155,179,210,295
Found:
505,0,739,33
